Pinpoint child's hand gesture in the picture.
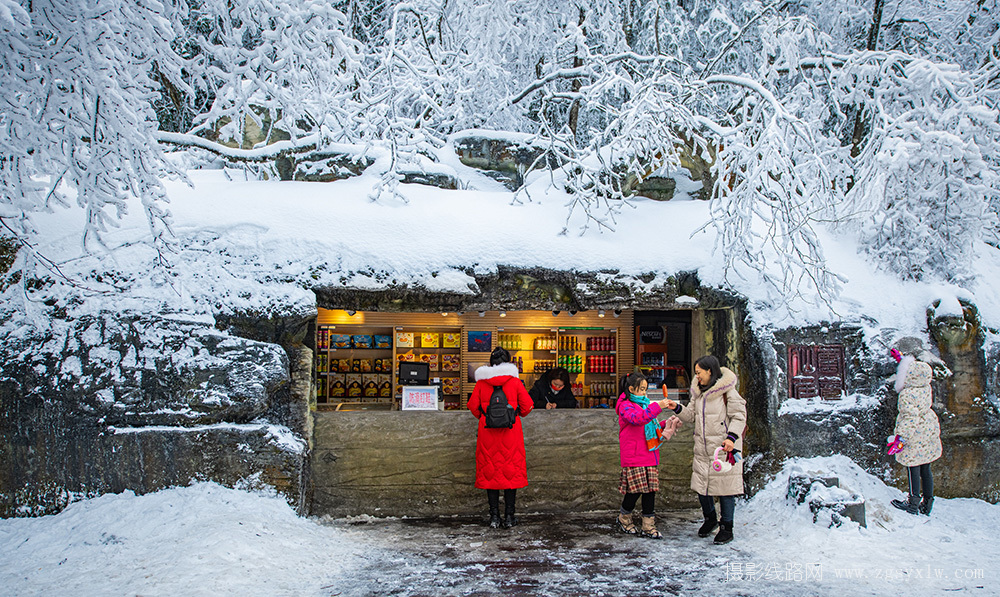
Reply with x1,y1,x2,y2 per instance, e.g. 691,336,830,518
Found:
657,398,677,410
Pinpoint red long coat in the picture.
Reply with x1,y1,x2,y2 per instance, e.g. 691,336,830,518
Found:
467,362,534,489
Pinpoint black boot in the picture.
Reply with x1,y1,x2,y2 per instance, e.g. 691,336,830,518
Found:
714,521,733,544
502,503,518,528
891,494,920,515
487,490,501,528
501,489,518,528
502,508,518,528
920,496,934,516
697,512,719,538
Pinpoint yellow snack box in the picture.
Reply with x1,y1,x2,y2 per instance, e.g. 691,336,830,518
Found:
329,375,346,398
346,374,363,398
363,374,379,398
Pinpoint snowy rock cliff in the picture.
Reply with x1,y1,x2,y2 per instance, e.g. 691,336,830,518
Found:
0,311,310,517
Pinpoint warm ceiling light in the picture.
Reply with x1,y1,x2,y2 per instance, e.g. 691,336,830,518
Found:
346,310,356,316
441,312,448,316
478,311,486,317
499,311,506,317
598,309,606,318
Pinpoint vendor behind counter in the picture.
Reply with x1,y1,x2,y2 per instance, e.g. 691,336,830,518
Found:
528,367,578,409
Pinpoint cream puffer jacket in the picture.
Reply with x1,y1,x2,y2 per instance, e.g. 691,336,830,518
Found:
893,356,942,467
676,367,747,496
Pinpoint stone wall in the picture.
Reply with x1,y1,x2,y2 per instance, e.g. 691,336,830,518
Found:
768,324,888,457
0,312,311,517
311,410,698,517
764,314,1000,503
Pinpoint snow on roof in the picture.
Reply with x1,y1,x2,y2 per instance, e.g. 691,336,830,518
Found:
10,164,999,344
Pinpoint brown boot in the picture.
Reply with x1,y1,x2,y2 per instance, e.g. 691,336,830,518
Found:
640,515,662,539
616,513,638,535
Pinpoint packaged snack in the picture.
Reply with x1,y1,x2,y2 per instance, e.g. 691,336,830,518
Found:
378,374,392,398
316,354,327,373
317,328,330,350
337,358,351,373
442,333,461,348
421,333,439,348
363,374,379,398
441,354,460,372
331,334,352,349
352,335,373,349
442,377,460,395
346,374,363,398
329,375,346,398
374,334,391,349
397,352,416,362
396,332,414,347
425,354,439,371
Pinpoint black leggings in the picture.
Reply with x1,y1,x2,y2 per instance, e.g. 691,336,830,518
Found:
621,492,656,516
907,463,933,499
487,489,517,511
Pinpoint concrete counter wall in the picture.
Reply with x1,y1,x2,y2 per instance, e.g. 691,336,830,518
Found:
312,410,699,518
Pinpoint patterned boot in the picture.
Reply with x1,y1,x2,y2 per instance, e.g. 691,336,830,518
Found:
616,512,638,535
640,516,662,539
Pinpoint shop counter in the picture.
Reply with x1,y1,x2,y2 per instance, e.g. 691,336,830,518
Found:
311,409,698,518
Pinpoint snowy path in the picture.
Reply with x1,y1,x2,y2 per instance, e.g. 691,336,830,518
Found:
1,455,996,596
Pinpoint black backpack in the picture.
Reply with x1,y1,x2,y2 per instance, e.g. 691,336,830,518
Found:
482,384,518,429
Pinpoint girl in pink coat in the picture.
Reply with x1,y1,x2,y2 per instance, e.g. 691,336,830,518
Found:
615,372,682,539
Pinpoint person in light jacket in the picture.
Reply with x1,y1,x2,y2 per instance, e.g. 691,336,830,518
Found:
888,352,942,515
670,355,746,545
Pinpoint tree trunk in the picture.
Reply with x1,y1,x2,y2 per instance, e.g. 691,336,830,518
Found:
850,0,885,159
567,7,587,141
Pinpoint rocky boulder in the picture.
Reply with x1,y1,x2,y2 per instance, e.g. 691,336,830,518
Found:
0,311,308,517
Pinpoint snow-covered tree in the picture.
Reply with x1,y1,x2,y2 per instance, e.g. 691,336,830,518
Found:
0,0,190,272
187,0,365,147
3,0,999,306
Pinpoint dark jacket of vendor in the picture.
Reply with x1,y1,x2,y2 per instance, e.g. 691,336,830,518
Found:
528,367,578,409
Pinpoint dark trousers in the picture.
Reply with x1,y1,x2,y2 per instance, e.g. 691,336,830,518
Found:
487,489,517,512
621,492,656,516
907,464,933,499
699,494,736,523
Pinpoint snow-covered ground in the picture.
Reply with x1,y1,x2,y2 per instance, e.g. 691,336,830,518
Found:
1,456,993,596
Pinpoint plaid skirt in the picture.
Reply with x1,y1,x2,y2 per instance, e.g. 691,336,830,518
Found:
619,466,659,494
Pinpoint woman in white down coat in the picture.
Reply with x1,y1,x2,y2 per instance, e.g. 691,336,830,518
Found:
668,355,746,545
889,353,941,515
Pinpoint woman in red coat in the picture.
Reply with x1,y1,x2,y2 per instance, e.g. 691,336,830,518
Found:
468,347,534,528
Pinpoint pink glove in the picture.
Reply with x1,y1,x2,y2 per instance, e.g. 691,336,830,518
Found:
661,416,682,440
